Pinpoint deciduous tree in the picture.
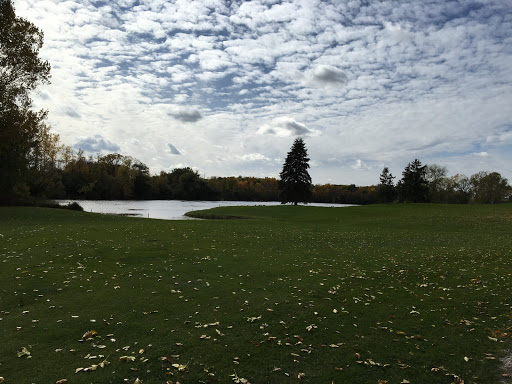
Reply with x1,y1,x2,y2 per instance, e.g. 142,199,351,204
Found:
470,171,510,204
425,164,448,203
443,173,471,204
0,0,51,203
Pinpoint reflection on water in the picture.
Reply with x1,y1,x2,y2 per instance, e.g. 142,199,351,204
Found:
56,200,355,220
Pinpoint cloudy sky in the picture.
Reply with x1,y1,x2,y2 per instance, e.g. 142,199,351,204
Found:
15,0,512,185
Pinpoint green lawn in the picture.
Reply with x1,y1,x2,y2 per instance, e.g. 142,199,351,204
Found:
0,204,511,383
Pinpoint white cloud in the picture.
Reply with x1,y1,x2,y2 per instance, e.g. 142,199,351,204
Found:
168,143,182,155
239,153,271,162
486,131,512,143
351,160,371,170
168,107,203,123
74,135,120,153
257,117,320,138
302,65,348,88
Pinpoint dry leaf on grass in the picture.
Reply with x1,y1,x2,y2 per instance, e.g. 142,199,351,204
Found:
17,347,31,358
172,363,188,371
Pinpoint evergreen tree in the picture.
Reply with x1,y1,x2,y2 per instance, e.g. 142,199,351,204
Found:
278,138,312,205
398,159,429,203
377,166,396,202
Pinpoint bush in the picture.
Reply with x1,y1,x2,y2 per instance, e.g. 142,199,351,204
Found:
66,202,84,211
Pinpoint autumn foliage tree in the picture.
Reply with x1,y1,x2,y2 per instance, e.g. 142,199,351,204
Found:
278,138,313,205
470,171,510,204
0,0,51,203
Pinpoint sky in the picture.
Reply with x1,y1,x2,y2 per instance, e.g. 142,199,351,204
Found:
14,0,512,185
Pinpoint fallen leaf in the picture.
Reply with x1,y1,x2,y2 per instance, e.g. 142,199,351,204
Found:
120,356,136,362
17,347,31,358
230,372,250,383
82,330,97,339
172,363,188,371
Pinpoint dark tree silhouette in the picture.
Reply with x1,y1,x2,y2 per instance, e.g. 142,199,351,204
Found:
378,166,396,203
0,0,51,203
278,138,312,205
398,159,429,203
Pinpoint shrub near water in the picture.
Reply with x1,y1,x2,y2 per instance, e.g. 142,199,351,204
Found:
0,204,511,384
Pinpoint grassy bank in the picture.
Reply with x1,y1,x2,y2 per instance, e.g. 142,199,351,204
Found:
0,204,511,383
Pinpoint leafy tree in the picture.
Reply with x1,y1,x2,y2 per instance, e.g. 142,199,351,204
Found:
132,161,152,199
206,176,279,201
26,123,68,198
0,0,51,203
470,171,510,204
61,150,90,198
443,173,471,204
377,166,396,203
398,159,429,203
425,164,448,203
166,167,213,200
278,138,312,205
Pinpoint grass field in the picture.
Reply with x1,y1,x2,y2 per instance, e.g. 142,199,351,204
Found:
0,204,511,384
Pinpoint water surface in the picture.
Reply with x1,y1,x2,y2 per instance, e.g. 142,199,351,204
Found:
57,200,354,220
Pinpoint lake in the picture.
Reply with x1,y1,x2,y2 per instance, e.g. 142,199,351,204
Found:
56,200,355,220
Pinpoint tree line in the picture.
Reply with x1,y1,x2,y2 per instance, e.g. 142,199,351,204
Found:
5,143,376,204
378,159,511,204
10,133,508,205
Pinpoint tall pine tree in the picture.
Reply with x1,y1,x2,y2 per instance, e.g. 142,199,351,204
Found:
378,166,396,203
278,138,312,205
398,159,429,203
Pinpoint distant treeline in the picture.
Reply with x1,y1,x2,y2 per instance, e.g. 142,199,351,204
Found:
5,139,510,206
26,150,377,204
377,160,511,205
